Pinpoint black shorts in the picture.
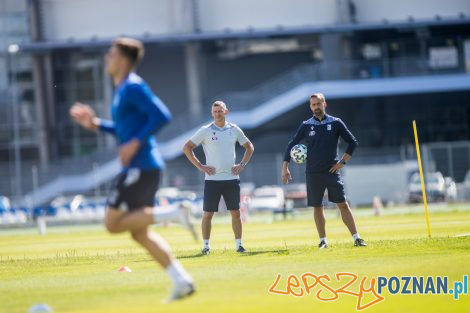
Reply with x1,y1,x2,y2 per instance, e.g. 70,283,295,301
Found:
306,172,346,207
203,179,240,212
107,169,160,212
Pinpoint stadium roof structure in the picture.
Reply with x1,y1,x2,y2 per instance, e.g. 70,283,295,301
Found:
17,16,470,53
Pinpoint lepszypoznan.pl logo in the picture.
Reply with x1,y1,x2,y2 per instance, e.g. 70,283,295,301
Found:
268,273,468,311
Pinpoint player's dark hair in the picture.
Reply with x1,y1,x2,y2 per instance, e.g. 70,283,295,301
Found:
112,37,145,66
310,93,326,103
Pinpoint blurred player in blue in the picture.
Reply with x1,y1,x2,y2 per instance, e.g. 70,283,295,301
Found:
69,37,195,301
281,93,366,249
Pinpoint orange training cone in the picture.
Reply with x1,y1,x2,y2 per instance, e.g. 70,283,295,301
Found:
118,266,132,272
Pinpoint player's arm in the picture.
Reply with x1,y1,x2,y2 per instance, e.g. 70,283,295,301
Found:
182,140,215,176
94,118,116,135
282,123,306,184
338,119,358,155
232,127,254,175
69,102,116,135
330,119,358,173
232,140,254,175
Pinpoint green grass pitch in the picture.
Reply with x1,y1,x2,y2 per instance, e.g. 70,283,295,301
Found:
1,205,469,313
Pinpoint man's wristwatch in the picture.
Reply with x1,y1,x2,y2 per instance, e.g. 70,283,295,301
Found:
240,162,247,168
339,159,347,165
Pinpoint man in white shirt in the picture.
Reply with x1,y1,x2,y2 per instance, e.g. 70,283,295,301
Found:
183,101,254,255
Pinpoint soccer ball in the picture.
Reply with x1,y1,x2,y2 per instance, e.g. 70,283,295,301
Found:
29,304,53,313
290,144,307,164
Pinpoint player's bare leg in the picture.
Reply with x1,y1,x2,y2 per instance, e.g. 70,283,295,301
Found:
105,211,194,301
313,206,328,248
313,206,326,237
230,210,245,253
130,226,172,267
201,212,214,240
201,212,214,254
230,210,242,239
105,206,153,233
337,202,367,247
131,226,194,301
336,202,357,234
105,204,197,240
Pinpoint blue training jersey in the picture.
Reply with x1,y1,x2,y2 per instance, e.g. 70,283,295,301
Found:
283,114,358,173
98,73,172,171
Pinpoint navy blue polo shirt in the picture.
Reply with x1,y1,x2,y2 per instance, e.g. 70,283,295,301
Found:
284,114,358,173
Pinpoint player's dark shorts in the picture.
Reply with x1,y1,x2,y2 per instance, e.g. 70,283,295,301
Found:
107,169,160,212
306,172,346,207
203,179,240,212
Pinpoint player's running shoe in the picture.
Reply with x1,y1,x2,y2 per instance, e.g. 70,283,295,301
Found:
318,240,328,249
201,247,210,255
236,246,246,253
166,281,195,303
178,201,198,241
354,238,367,247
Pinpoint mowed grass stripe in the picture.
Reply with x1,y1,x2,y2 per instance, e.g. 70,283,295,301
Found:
0,210,469,313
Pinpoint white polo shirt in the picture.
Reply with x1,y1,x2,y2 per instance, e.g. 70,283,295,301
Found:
190,122,249,181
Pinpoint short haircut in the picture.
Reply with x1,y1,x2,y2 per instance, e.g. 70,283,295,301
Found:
212,101,227,110
112,37,145,66
310,93,326,103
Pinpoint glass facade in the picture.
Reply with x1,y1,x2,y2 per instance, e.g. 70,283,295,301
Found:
0,0,34,161
51,50,109,158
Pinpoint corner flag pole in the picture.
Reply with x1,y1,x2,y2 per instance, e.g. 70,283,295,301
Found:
412,120,431,238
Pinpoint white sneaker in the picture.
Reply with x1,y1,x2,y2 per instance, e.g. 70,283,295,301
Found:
178,201,198,241
166,281,195,303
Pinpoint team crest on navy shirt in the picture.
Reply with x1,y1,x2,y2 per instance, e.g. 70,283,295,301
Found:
327,124,332,131
309,130,316,136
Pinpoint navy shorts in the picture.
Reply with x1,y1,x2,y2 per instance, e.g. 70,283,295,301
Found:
203,179,240,212
107,169,160,212
306,172,346,207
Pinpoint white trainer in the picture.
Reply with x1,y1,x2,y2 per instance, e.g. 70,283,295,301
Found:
166,281,196,303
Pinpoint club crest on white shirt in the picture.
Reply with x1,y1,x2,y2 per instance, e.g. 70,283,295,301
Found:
211,131,218,140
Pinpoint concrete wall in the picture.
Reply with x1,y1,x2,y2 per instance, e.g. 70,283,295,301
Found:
354,0,470,23
40,0,194,41
197,0,337,32
38,0,470,41
39,0,338,41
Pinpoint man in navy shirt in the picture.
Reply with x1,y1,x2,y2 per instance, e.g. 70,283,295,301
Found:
281,93,366,248
70,37,195,301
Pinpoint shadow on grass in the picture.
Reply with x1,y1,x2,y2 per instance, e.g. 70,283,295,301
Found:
177,253,206,259
176,249,290,259
240,249,289,256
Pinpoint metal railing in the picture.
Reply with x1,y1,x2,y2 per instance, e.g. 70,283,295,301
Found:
0,148,117,201
158,55,467,141
421,141,470,183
